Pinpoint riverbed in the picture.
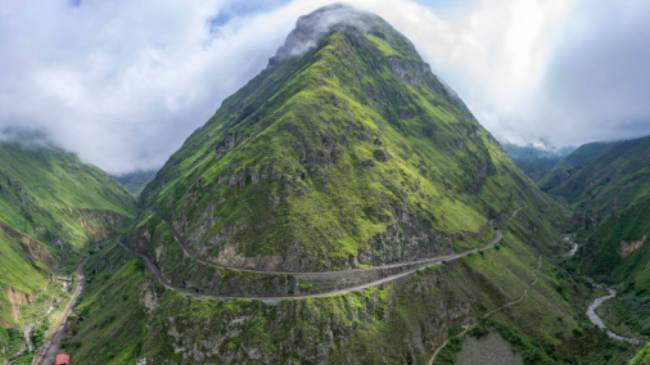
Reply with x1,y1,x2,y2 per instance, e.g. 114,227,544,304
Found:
586,288,645,346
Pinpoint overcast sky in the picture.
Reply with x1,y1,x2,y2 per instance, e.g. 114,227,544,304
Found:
1,0,649,173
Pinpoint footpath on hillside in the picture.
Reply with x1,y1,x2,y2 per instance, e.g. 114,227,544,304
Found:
427,255,542,365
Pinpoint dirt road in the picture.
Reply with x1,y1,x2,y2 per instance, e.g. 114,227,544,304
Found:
31,265,85,365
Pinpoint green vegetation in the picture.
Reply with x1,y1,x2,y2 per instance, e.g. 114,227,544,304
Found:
59,5,622,365
64,215,634,364
61,244,146,364
137,7,564,275
542,136,650,347
631,343,650,365
0,142,135,362
2,5,637,364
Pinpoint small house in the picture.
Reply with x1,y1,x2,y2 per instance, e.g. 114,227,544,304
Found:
55,353,71,365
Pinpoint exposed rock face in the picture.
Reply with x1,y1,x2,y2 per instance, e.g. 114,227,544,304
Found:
388,57,432,87
215,132,245,159
138,264,480,365
364,216,454,265
6,287,32,323
619,235,646,258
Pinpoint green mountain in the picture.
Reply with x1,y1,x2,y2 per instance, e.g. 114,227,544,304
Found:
540,139,631,206
137,4,557,274
542,135,650,337
0,142,135,362
58,5,637,364
503,143,574,182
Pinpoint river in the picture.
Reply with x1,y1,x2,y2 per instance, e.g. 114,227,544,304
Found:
586,288,645,346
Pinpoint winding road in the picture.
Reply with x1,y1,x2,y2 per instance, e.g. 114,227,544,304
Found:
163,220,502,279
119,229,502,303
112,207,522,303
117,208,524,301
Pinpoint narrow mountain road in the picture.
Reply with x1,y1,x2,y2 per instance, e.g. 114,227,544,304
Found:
427,255,542,365
586,288,645,346
31,264,85,365
119,230,502,303
163,219,502,278
118,208,524,301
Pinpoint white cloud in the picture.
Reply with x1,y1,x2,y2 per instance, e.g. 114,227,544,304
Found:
1,0,291,173
343,0,575,143
3,0,647,173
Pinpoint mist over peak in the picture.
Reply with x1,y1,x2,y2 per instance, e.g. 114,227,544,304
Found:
272,3,391,61
0,127,56,150
0,1,648,174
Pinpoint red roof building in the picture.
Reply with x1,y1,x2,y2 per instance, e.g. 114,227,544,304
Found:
55,353,70,365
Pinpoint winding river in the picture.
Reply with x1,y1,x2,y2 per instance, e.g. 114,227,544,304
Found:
586,288,645,346
565,236,579,257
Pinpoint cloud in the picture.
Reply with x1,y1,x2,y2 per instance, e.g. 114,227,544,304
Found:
0,0,296,173
1,0,648,172
525,0,650,145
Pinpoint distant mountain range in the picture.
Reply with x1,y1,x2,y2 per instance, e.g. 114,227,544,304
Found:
541,135,650,343
503,143,575,182
112,170,157,197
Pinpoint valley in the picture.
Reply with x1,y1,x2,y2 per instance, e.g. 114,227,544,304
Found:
0,143,135,364
30,264,85,365
1,3,649,365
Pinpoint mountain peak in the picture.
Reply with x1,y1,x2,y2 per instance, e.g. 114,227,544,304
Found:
138,3,513,274
272,3,393,61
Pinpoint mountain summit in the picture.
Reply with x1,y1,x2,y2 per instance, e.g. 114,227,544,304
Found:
273,4,394,61
136,4,553,276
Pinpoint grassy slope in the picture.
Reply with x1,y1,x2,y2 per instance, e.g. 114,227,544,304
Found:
137,19,563,274
542,136,650,341
61,7,629,364
60,8,623,364
63,206,635,364
0,142,135,361
631,343,650,365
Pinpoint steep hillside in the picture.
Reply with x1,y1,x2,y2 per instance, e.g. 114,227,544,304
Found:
543,135,650,338
0,142,135,362
57,5,637,364
540,139,636,206
137,4,562,276
64,226,632,364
